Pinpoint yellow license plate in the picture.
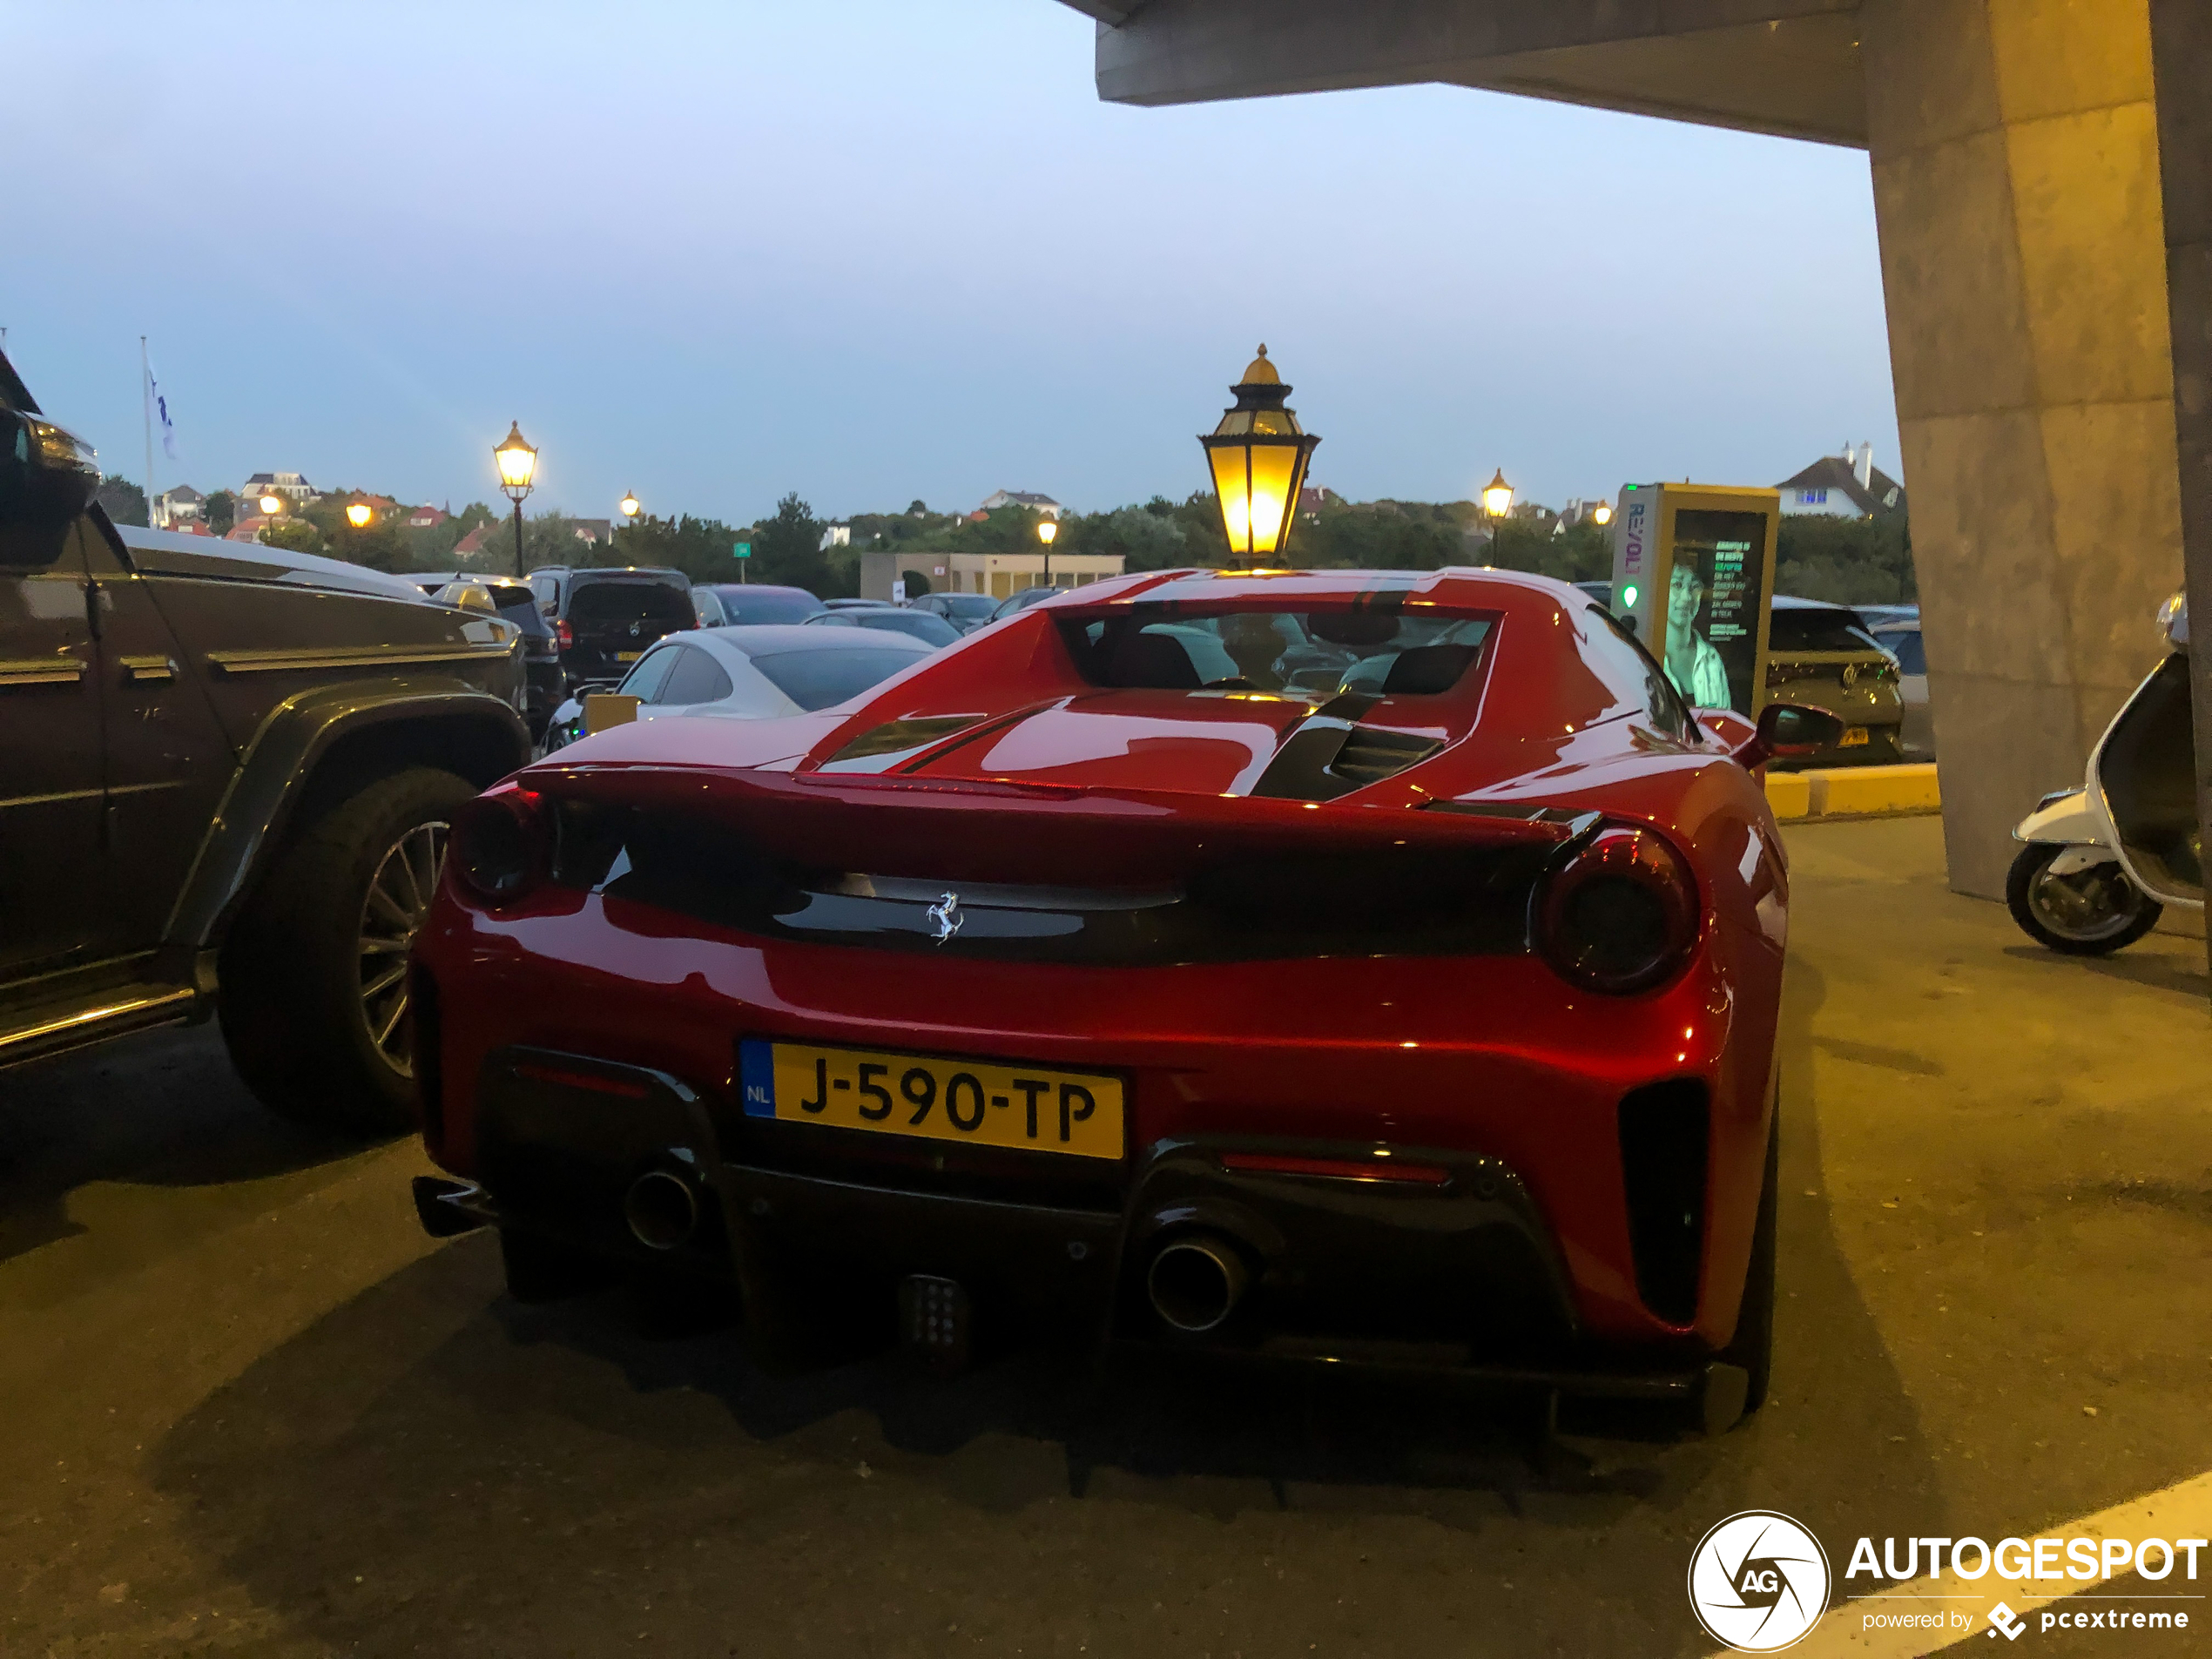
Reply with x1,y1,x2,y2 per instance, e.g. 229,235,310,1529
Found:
739,1039,1123,1161
616,651,642,662
1840,725,1870,746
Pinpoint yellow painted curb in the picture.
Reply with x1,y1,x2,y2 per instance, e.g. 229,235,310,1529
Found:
1767,762,1940,822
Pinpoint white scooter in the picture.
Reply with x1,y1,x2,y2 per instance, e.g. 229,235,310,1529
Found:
2009,592,2201,954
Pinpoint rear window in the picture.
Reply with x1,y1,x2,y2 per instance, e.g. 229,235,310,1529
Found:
568,580,693,627
1873,628,1925,674
1069,609,1493,698
856,610,960,646
482,585,539,620
1770,608,1882,654
749,645,921,711
936,595,998,618
709,587,823,625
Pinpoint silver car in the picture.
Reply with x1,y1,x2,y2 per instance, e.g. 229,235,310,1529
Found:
1868,618,1931,759
543,624,932,748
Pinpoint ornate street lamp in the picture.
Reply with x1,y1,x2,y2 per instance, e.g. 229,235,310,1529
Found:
257,492,283,544
346,499,374,529
1592,500,1613,527
619,489,641,522
1199,345,1319,570
1036,515,1056,586
493,421,538,578
1481,469,1514,524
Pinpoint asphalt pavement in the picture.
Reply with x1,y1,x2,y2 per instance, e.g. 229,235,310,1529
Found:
3,816,2209,1657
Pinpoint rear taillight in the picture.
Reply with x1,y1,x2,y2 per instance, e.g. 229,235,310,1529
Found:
1534,826,1699,995
556,618,575,651
449,785,550,905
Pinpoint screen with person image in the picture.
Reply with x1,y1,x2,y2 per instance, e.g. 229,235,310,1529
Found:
1664,509,1770,716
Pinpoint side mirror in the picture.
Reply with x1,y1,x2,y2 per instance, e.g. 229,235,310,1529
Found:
1737,701,1844,770
0,409,101,528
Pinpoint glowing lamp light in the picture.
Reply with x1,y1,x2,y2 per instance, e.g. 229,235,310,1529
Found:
259,493,283,516
1200,345,1319,568
1593,501,1614,527
1036,518,1056,545
1481,469,1514,522
346,501,373,529
493,421,539,497
619,490,641,519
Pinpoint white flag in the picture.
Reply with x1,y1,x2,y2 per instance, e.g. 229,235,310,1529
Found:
147,360,179,460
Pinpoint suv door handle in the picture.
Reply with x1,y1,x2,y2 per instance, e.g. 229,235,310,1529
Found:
0,656,88,687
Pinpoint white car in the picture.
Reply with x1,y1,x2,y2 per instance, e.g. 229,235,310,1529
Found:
543,624,932,748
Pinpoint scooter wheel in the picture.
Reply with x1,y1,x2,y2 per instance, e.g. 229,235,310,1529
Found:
2006,844,2162,955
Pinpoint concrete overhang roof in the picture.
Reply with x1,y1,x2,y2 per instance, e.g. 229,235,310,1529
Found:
1056,0,1866,148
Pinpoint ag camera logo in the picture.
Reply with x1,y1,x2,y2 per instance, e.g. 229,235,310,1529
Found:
1689,1510,1832,1651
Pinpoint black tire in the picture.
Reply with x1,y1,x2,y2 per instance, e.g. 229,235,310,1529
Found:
1722,1096,1777,1420
2005,843,2161,955
219,766,478,1136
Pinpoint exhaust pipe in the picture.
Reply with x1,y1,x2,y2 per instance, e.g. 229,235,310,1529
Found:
1146,1233,1250,1333
624,1170,700,1251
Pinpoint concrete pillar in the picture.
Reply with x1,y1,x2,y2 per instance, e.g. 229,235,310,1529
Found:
2148,1,2212,983
1861,0,2187,898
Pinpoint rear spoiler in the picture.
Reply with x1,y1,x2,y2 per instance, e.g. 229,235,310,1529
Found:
529,760,1592,887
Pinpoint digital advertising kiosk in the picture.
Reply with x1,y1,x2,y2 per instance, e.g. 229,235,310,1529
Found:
1608,482,1782,718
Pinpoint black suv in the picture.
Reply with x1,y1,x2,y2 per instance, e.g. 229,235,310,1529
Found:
0,349,531,1134
526,565,695,691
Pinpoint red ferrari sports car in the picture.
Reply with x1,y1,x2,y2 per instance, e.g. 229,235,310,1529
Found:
408,567,1831,1430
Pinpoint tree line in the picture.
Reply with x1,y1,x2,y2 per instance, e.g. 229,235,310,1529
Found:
91,472,1917,608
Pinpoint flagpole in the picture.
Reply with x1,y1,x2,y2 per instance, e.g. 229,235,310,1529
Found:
140,335,154,526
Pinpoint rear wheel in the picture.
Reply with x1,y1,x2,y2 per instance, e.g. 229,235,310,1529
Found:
2006,843,2161,955
219,767,478,1136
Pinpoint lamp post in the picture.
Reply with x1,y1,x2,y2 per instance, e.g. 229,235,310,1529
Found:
258,492,283,545
1199,344,1319,570
493,421,539,578
1036,515,1056,586
1480,469,1514,541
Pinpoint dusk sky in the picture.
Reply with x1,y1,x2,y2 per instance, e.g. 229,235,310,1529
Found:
3,0,1901,525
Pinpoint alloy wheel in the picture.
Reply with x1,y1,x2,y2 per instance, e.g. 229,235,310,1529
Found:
357,820,449,1077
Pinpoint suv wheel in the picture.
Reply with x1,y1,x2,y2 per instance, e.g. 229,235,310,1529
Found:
219,766,478,1136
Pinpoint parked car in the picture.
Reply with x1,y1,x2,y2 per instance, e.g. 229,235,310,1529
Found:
910,591,1001,635
413,570,563,738
410,567,1840,1433
526,564,694,692
540,624,933,747
804,607,962,648
1867,618,1932,759
693,582,827,628
1763,597,1905,768
990,584,1062,621
821,597,888,611
0,347,531,1133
